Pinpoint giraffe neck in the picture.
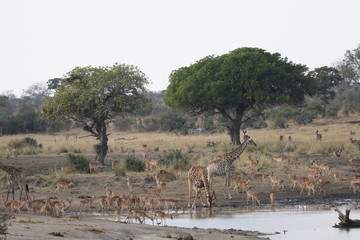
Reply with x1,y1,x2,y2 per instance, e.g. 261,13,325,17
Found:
223,140,249,164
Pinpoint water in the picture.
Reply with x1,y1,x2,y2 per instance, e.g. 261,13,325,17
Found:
97,204,360,240
161,205,360,240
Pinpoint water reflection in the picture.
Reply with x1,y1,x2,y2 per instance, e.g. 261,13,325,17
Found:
164,205,360,240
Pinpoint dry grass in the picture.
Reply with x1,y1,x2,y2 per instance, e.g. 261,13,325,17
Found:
0,115,359,161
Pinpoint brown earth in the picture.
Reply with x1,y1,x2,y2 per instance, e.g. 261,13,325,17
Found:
1,148,360,240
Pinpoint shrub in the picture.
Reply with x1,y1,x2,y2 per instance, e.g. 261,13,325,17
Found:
7,137,41,155
124,155,145,172
160,149,190,171
113,163,126,177
67,153,89,173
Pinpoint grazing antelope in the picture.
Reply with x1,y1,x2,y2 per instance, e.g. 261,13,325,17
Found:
245,190,261,206
89,161,100,173
153,210,173,225
55,181,75,192
127,210,154,224
279,135,284,141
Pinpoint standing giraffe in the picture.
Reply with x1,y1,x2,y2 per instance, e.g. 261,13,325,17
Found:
0,162,29,201
188,166,216,208
207,138,257,199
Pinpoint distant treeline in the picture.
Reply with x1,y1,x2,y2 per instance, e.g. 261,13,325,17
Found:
1,84,360,135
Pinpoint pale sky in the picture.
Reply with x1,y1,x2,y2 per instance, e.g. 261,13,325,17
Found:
1,0,359,97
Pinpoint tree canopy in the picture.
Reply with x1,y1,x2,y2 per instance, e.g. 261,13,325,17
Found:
337,44,360,85
42,63,149,165
165,47,318,144
309,66,343,117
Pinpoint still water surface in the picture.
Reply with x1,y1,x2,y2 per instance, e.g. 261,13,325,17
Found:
162,205,360,240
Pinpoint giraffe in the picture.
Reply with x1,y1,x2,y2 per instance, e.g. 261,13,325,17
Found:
188,166,215,208
207,138,257,199
0,162,29,201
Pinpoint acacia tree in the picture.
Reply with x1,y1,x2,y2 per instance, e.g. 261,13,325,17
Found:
42,63,149,165
165,47,317,144
309,66,343,117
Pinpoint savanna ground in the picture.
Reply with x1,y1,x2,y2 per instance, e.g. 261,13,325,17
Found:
1,115,360,240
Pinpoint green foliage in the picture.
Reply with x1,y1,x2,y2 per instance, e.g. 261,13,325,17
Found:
165,47,317,144
7,137,41,155
160,149,190,170
123,155,145,172
67,153,89,173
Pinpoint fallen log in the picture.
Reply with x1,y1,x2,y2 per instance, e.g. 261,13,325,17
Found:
333,207,360,228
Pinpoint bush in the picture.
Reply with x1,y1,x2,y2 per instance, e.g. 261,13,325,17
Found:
8,137,39,149
113,163,126,177
160,149,190,171
124,155,145,172
67,153,89,173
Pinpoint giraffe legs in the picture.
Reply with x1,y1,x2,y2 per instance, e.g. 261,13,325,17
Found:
223,173,232,200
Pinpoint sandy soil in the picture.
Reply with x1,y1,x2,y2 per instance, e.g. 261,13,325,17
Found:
1,149,360,240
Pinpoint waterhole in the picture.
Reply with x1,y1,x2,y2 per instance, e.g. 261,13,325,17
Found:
97,204,360,240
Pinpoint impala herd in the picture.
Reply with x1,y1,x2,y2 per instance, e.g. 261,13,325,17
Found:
1,131,360,227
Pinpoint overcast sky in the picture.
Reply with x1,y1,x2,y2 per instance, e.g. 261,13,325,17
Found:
1,0,359,97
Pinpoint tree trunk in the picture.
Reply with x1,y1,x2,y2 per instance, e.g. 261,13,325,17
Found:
333,208,360,228
227,120,241,145
95,122,108,166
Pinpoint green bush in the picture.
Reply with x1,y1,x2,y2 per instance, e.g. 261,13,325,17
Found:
67,153,89,173
159,149,190,171
8,137,40,149
124,155,145,172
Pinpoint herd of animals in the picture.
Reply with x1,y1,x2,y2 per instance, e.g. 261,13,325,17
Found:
1,129,360,226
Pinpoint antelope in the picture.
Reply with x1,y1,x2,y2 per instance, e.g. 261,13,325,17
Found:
269,174,284,190
143,152,159,171
127,177,133,192
318,180,330,195
270,192,275,206
111,160,120,169
55,181,75,192
154,175,166,191
279,135,284,141
351,182,360,194
315,130,322,141
245,190,261,206
153,210,173,226
232,179,251,194
105,187,113,197
9,201,27,213
348,159,360,170
26,198,46,214
89,161,100,173
128,210,154,224
246,156,259,166
333,149,342,158
79,197,94,212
